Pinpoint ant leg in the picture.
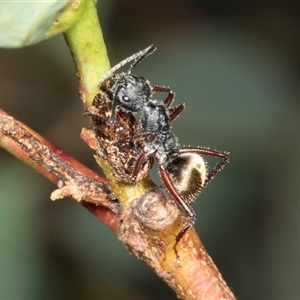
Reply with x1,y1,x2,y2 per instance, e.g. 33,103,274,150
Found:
107,86,123,124
168,104,185,121
151,85,175,108
178,147,230,187
84,107,108,123
84,92,118,124
131,152,147,181
160,167,195,224
151,85,185,121
84,102,117,125
204,151,229,186
160,167,196,258
160,167,196,221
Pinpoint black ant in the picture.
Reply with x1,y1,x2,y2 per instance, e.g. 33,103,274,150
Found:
97,45,229,238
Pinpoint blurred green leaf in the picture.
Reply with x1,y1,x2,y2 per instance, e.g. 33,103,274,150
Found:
0,1,72,48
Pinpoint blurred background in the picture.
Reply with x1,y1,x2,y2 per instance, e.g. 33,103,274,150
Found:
1,2,300,299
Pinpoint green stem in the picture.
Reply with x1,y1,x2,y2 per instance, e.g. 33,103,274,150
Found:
63,1,110,107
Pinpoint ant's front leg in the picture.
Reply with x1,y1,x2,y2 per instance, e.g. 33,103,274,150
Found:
84,106,107,122
151,85,175,108
152,85,185,121
84,92,117,124
130,152,148,182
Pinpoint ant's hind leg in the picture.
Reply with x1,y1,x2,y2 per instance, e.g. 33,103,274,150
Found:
178,147,230,187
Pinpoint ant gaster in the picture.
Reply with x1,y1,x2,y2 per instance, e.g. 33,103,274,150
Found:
97,45,229,237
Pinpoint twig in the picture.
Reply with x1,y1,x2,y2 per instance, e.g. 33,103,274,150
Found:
0,110,119,231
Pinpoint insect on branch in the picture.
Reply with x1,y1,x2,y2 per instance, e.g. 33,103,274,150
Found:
83,45,235,299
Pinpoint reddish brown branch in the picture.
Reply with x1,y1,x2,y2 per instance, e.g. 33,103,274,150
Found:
0,109,119,232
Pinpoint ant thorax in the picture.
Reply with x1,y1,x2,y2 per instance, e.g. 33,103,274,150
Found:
139,100,180,168
140,100,170,134
144,132,179,168
165,153,207,204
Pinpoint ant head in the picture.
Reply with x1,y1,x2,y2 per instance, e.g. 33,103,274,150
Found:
98,45,157,122
165,153,206,204
100,74,151,112
115,75,152,112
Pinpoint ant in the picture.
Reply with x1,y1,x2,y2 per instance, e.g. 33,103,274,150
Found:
97,45,229,238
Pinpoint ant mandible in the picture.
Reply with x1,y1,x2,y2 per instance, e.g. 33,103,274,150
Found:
98,45,229,236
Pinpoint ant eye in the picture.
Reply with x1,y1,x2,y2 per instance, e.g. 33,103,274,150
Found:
122,95,130,102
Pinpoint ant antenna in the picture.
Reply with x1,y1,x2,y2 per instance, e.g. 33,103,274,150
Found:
98,45,157,87
127,44,157,74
